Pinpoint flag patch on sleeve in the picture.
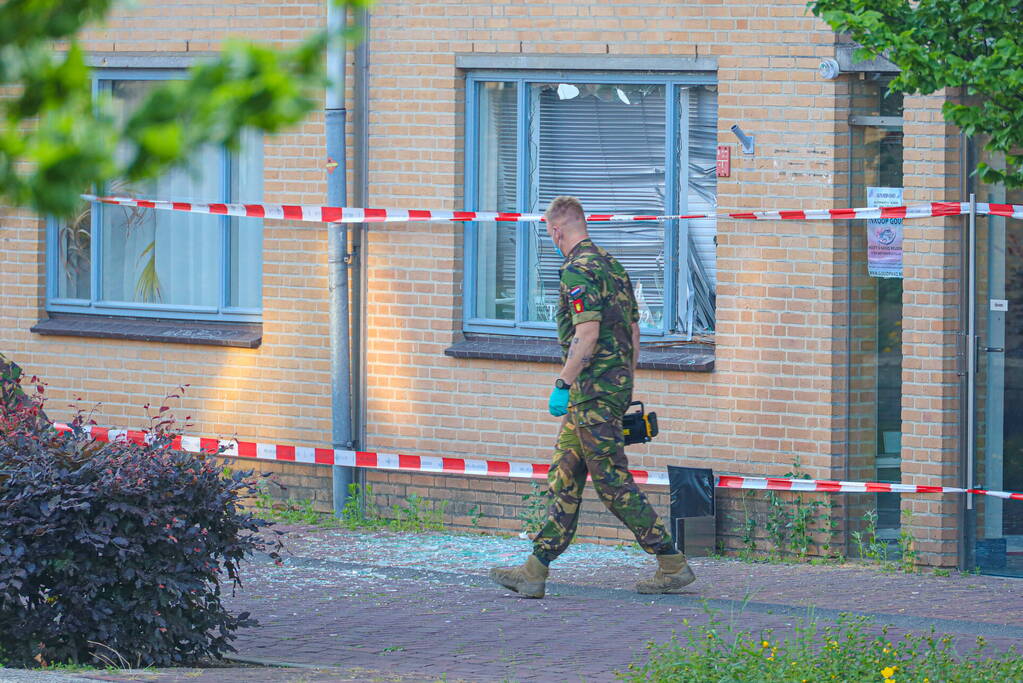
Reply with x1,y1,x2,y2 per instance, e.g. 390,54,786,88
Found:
573,298,585,313
569,286,583,298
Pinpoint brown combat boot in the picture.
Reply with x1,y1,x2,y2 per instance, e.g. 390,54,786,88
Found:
635,552,696,594
489,555,548,598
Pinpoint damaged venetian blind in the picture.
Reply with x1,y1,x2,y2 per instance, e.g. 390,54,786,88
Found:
471,78,717,336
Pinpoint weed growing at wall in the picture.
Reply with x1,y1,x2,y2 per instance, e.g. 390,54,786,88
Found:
340,482,378,529
251,478,327,527
339,484,447,532
851,509,920,573
898,510,919,572
518,482,550,537
468,504,482,529
390,494,447,532
257,495,324,526
731,459,837,563
852,509,881,563
736,490,759,561
732,482,920,570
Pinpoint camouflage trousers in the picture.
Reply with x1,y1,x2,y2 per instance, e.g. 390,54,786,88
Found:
532,394,675,563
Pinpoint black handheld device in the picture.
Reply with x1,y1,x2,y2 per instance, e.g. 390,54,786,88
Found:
622,401,658,446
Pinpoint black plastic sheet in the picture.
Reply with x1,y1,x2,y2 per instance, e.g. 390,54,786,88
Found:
668,465,715,518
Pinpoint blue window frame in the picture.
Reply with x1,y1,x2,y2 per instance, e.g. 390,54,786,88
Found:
47,69,263,322
463,71,718,338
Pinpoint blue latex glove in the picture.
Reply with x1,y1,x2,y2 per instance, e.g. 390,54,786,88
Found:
548,386,569,417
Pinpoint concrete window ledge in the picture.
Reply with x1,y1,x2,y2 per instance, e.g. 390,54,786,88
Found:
445,334,714,372
31,313,262,349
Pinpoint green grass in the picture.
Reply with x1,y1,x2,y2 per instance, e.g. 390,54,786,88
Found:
252,486,330,526
620,612,1023,682
339,484,447,533
251,483,448,533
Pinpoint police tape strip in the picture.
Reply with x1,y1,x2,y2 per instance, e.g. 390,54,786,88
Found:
51,422,1023,501
82,194,1023,224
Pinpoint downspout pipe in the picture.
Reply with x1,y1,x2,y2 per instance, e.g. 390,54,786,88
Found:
958,132,974,572
352,6,370,466
327,0,354,516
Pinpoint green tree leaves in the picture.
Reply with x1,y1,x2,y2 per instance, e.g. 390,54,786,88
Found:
0,0,117,47
809,0,1023,188
1,0,369,217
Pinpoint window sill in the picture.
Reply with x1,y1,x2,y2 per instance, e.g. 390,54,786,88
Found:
31,313,262,349
445,333,713,372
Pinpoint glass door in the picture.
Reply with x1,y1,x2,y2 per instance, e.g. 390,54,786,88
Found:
847,79,905,547
972,164,1023,576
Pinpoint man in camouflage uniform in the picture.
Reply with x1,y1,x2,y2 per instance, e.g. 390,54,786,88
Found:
490,196,696,598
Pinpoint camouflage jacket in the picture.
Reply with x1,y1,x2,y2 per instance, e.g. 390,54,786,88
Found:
557,238,639,406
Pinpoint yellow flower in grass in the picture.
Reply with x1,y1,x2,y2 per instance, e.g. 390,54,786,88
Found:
881,665,897,679
761,640,770,648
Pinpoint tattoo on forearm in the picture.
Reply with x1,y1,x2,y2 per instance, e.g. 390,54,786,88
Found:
568,336,579,359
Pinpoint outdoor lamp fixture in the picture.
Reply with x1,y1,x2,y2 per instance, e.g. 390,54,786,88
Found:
819,58,842,80
730,124,755,155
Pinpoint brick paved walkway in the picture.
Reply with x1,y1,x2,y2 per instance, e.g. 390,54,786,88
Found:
6,526,1023,682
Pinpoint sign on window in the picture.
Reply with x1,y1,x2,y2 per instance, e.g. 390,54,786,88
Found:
867,186,903,279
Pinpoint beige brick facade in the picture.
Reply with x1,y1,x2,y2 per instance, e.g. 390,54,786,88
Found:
0,0,977,567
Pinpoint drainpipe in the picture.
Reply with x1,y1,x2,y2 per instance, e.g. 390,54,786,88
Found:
326,0,354,516
352,6,370,463
958,131,974,572
844,122,853,561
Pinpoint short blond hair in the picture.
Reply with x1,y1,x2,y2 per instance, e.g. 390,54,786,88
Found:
545,195,586,228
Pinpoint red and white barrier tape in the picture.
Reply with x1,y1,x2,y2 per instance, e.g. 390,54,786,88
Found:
82,194,1022,224
51,423,1023,501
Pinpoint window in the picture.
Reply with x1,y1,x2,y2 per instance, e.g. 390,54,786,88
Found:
464,73,717,338
47,71,263,322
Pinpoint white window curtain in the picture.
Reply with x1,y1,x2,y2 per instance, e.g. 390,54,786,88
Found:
680,85,718,333
527,83,668,328
95,79,262,313
230,127,264,311
100,148,222,307
474,82,518,321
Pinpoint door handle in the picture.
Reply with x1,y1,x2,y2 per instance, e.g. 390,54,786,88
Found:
984,346,1005,353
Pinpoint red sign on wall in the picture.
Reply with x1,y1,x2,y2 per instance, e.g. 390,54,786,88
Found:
716,145,731,178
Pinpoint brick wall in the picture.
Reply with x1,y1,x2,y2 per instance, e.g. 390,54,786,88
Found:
0,0,969,564
359,0,856,546
900,92,965,566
